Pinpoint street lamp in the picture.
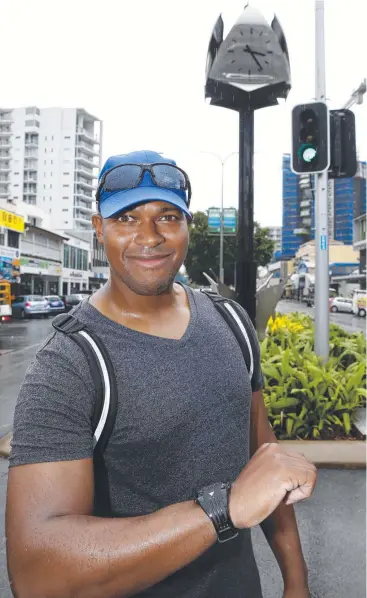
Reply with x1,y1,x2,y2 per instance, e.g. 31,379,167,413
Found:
200,151,238,283
205,5,291,324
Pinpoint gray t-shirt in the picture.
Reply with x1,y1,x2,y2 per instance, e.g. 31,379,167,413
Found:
10,286,264,598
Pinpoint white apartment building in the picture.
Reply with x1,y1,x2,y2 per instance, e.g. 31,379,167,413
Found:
267,226,282,253
0,106,102,233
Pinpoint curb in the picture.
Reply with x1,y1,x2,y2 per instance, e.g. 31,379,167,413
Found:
280,440,366,469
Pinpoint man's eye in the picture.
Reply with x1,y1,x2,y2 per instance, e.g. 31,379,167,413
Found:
160,214,180,221
117,214,134,222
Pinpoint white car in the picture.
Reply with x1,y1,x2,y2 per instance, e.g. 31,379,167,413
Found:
330,297,353,314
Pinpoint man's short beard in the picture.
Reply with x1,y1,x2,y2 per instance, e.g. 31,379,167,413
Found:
113,268,179,297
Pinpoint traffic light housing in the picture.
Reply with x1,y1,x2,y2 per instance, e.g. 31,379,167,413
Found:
291,102,330,174
328,109,357,179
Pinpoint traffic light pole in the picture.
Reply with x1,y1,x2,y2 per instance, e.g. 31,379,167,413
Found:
236,108,257,325
314,0,330,361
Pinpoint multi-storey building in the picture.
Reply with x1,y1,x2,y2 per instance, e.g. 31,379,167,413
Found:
0,106,102,233
267,226,282,254
281,154,367,260
353,161,367,287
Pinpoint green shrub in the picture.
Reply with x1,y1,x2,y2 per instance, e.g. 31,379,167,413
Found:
261,313,366,440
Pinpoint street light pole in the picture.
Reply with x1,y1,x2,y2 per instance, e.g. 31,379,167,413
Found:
343,79,366,109
200,151,238,284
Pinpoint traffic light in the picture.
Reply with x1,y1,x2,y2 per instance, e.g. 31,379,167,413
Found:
291,102,330,174
328,109,357,179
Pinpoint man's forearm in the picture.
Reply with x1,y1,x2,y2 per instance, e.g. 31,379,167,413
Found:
260,503,308,587
250,394,308,587
9,500,217,598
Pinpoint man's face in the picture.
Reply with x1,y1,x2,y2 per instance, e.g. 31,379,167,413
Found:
93,201,189,296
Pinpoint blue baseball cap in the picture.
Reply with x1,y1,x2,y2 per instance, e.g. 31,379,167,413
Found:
97,150,192,220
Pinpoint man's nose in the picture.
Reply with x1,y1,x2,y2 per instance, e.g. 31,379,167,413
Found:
134,218,164,247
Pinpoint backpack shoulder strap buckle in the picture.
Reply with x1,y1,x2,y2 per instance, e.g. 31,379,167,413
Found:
52,313,85,334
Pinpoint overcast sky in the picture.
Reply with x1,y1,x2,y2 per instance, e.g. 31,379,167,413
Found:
1,0,366,226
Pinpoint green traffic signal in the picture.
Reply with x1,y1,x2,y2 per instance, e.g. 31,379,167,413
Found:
298,143,317,163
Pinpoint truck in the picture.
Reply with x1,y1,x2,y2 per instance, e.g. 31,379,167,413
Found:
352,289,367,317
0,281,13,322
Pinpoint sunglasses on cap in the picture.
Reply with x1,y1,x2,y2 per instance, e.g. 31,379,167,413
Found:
96,163,192,207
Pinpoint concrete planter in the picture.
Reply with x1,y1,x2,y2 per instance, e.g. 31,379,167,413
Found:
1,434,366,468
280,440,366,469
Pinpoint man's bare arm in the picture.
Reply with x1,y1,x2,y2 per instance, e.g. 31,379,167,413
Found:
6,459,217,598
250,390,309,589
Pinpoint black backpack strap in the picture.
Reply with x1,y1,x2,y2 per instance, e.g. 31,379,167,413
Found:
200,290,255,381
52,313,118,515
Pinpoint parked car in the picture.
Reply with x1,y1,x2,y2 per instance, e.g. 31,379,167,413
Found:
44,295,65,315
61,294,90,312
330,297,353,314
11,295,49,319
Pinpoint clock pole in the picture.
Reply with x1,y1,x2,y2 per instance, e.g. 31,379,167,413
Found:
236,109,257,325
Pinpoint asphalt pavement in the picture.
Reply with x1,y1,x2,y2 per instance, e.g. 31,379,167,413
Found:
0,314,366,597
277,300,366,336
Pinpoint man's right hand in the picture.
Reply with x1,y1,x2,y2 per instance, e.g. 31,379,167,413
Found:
229,443,317,529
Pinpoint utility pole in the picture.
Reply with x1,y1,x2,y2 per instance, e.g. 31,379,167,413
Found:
314,0,330,360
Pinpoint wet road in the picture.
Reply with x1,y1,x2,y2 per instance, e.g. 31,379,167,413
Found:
0,318,54,436
277,300,366,336
0,317,366,596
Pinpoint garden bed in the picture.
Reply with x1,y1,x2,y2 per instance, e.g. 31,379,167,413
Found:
262,313,366,441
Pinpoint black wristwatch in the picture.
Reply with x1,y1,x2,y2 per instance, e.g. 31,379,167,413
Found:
195,482,239,543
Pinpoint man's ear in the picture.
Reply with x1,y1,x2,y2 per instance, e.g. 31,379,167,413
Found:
92,213,104,245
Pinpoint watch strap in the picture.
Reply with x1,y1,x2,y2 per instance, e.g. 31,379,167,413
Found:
195,482,239,543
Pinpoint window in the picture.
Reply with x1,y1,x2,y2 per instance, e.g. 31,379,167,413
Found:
62,209,68,212
45,148,47,153
8,230,19,248
64,221,69,224
62,196,69,199
77,248,83,270
52,136,54,141
51,160,53,164
49,208,52,213
45,136,47,141
63,172,70,175
64,136,71,139
14,184,18,187
70,246,77,269
0,231,4,245
63,184,69,188
44,160,46,165
64,244,70,268
16,136,20,139
14,172,19,175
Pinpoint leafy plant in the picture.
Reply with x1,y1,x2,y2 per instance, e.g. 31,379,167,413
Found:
261,313,366,440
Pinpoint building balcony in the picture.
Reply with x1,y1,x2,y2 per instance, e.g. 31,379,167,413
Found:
75,191,93,204
0,113,13,124
74,215,93,228
75,179,97,192
0,153,11,161
24,139,39,147
23,163,38,171
74,202,94,215
23,188,37,195
0,140,11,148
0,164,11,172
76,128,100,146
24,177,38,183
75,154,99,170
0,129,11,137
75,166,95,180
0,189,9,197
75,141,100,158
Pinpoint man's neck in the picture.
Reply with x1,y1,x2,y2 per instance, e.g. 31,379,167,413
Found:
93,275,182,318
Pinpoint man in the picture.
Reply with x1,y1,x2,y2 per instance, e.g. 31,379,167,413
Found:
6,150,316,598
